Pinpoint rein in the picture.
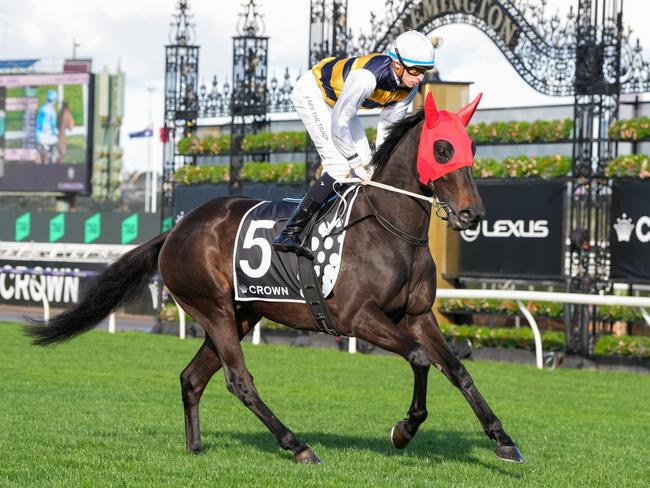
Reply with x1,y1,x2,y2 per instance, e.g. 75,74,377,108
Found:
328,178,452,246
360,186,429,246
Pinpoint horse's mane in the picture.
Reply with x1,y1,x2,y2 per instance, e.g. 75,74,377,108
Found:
370,110,425,172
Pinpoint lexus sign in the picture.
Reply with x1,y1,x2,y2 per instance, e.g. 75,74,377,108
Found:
458,180,565,279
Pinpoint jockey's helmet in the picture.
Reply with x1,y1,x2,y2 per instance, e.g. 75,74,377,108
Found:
387,31,436,72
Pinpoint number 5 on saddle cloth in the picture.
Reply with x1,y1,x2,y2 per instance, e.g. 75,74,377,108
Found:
233,185,360,335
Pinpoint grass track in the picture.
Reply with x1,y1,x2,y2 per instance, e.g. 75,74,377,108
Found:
1,321,649,487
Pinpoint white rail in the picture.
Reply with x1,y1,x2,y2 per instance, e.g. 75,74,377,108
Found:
436,289,650,369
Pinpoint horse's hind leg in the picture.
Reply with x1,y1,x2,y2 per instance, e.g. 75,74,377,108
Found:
180,306,259,453
181,339,222,453
193,301,320,464
406,312,524,463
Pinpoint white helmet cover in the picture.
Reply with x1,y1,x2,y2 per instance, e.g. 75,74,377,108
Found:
387,30,435,69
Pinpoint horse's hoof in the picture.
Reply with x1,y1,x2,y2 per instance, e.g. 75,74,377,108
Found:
390,422,411,449
495,445,525,463
188,446,202,454
293,447,321,465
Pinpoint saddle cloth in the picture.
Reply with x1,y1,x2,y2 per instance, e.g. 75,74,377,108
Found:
233,185,360,303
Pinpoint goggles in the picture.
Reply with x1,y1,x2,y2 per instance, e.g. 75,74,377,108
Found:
394,48,431,76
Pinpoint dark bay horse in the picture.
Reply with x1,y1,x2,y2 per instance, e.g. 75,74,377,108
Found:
26,93,524,465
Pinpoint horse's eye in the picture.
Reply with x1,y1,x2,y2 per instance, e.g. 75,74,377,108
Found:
433,140,454,164
471,141,476,156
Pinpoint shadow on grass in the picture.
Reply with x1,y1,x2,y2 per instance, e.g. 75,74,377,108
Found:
203,429,524,477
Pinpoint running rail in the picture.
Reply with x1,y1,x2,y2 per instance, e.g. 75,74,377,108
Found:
436,289,650,369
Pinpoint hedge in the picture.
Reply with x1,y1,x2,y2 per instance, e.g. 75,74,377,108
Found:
174,162,305,185
177,115,650,155
159,303,647,358
177,119,573,156
467,118,572,144
608,116,650,141
604,154,650,178
173,155,650,183
177,129,378,156
177,135,231,155
593,335,650,359
438,297,647,323
473,155,571,178
438,323,565,352
174,155,571,186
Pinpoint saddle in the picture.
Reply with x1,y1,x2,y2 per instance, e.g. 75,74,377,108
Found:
233,185,360,336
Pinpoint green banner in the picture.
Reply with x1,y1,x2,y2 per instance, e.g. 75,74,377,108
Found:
49,213,65,242
84,213,101,243
162,216,172,233
121,214,138,244
15,212,31,241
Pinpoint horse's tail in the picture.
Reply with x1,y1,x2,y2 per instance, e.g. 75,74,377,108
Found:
25,232,169,346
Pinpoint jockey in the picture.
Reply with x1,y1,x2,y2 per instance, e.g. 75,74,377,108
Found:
273,30,436,258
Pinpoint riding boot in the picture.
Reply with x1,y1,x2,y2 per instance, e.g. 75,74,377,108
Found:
273,173,336,259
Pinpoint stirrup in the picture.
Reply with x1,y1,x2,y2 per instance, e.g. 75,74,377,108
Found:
273,236,314,260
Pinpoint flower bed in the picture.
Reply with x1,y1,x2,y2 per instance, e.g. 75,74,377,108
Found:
608,116,650,141
467,118,573,144
593,335,650,359
173,155,572,186
177,118,573,156
604,154,650,178
439,322,565,352
473,155,571,178
438,297,647,323
174,162,305,185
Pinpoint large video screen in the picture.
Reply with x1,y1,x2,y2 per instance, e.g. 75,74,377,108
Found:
0,72,92,192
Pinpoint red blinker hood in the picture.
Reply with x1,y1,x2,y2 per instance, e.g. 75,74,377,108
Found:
416,92,482,184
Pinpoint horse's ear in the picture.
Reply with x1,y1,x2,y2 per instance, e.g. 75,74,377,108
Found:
458,92,482,126
424,92,440,129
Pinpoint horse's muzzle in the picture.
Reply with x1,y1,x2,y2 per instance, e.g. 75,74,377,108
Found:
449,207,484,231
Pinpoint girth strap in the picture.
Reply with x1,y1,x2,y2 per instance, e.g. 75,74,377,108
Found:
297,254,341,336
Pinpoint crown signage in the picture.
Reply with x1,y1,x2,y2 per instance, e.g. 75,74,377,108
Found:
611,181,650,282
613,214,650,244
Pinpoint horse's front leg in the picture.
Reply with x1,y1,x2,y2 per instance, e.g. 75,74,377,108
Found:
390,355,430,449
340,305,431,450
404,311,525,463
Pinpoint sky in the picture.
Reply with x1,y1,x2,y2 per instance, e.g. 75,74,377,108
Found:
1,0,650,174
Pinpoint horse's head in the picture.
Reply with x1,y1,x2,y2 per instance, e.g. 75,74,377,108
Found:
417,92,485,231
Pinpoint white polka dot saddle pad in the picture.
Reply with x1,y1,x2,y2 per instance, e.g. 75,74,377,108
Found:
233,184,361,303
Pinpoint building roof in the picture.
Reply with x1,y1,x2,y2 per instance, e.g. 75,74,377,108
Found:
0,59,39,70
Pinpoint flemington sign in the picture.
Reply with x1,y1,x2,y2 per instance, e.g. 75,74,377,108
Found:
397,0,521,50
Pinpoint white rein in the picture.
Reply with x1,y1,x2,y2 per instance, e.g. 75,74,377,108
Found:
335,177,435,204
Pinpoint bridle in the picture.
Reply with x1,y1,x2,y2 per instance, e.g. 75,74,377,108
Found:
329,178,455,246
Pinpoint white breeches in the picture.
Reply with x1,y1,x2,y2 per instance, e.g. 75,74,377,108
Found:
291,71,373,179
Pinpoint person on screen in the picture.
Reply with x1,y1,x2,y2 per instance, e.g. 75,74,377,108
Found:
35,89,59,164
57,102,75,163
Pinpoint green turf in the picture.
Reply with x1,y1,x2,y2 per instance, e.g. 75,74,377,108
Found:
1,321,648,487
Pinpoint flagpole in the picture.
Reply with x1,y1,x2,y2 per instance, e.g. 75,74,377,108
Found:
146,87,155,213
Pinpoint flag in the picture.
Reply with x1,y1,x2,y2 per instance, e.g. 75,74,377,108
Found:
128,127,154,138
159,126,170,143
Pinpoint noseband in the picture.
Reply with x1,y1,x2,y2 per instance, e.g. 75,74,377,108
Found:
428,181,454,222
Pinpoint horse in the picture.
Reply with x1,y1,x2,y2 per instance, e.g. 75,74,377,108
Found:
26,92,524,465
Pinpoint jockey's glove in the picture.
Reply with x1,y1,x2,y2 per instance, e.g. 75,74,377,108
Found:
352,164,372,183
346,153,373,182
